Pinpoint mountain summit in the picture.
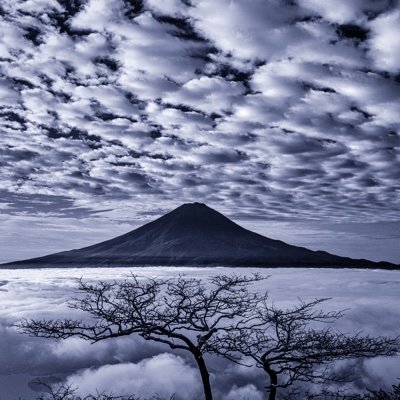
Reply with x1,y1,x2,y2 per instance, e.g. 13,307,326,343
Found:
2,203,397,269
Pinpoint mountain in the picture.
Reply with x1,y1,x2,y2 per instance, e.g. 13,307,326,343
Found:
2,203,397,269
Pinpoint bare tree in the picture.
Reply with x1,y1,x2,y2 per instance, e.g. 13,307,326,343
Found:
281,384,400,400
20,276,164,341
20,274,267,400
211,298,399,400
33,380,142,400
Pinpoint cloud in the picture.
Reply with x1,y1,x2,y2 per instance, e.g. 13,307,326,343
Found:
0,267,399,399
368,9,400,73
0,0,399,263
362,356,400,388
165,76,245,114
223,384,264,400
189,0,307,60
67,354,202,400
298,0,395,23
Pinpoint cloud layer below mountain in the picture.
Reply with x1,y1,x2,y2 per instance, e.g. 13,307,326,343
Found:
0,267,399,398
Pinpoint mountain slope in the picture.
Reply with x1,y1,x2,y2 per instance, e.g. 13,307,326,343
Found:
2,203,397,268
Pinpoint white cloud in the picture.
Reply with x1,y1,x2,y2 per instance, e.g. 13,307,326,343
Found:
71,0,126,31
368,10,400,73
298,0,391,24
223,384,264,400
145,0,189,16
190,0,306,60
67,354,202,400
165,76,245,114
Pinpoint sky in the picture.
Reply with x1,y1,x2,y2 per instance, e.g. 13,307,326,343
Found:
0,0,399,263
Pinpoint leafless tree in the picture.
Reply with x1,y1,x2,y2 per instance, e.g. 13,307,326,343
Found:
33,380,143,400
211,298,399,400
20,274,267,400
281,384,400,400
35,382,78,400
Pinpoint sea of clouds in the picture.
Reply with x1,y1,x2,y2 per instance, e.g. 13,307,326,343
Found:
0,267,399,399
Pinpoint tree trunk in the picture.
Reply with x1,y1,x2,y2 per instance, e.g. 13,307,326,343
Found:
194,353,213,400
264,363,278,400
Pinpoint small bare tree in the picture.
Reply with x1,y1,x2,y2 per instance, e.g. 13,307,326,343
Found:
33,380,142,400
33,380,174,400
20,274,267,400
281,384,400,400
211,298,399,400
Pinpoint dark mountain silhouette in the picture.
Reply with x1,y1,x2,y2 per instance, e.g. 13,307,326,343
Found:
2,203,397,269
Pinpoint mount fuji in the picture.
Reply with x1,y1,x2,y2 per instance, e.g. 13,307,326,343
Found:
2,203,397,269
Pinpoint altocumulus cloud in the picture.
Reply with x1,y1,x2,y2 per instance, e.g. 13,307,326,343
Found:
0,0,400,262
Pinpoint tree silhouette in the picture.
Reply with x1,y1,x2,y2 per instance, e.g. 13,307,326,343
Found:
20,274,267,400
33,380,170,400
211,298,399,400
281,384,400,400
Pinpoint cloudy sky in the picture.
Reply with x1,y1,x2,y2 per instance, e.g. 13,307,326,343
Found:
0,0,399,263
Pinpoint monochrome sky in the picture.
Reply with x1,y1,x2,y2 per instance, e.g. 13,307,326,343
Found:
0,0,399,262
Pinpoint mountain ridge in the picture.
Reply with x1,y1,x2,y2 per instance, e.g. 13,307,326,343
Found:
1,203,398,269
